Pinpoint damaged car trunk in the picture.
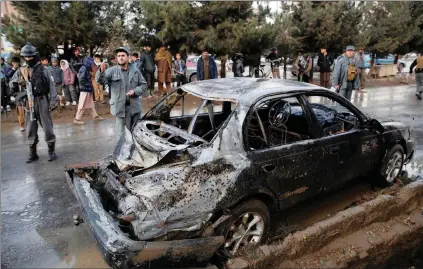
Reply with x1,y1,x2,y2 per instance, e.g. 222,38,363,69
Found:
65,87,242,268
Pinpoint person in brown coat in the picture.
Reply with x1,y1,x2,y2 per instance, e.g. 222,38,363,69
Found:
155,44,172,96
91,54,105,103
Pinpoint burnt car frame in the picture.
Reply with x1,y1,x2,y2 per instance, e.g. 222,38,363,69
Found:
66,78,414,269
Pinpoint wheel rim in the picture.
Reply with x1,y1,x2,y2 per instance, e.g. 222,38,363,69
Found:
385,151,404,183
224,212,265,256
191,75,197,82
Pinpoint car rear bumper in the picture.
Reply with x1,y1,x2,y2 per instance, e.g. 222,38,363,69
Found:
65,169,224,269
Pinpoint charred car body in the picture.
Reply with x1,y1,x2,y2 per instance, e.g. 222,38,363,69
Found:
66,78,414,268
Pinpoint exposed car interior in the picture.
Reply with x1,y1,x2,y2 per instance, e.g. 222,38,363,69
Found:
143,89,236,143
307,95,360,137
246,97,312,150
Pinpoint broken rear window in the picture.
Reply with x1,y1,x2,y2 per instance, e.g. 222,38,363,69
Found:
143,88,237,142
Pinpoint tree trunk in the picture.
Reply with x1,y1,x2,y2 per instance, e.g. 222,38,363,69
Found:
63,40,70,60
283,56,287,79
220,57,227,78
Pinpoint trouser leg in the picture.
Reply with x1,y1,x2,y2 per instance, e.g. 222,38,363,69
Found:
415,73,423,95
75,107,85,120
324,72,331,89
176,75,182,86
63,85,71,102
69,85,78,102
26,107,39,146
116,116,126,140
37,96,56,143
158,82,164,95
340,81,354,101
17,105,25,128
99,84,104,101
360,68,366,88
92,79,99,101
165,82,172,93
125,111,140,131
90,108,99,119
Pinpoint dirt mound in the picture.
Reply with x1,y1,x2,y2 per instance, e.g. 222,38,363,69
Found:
226,180,423,269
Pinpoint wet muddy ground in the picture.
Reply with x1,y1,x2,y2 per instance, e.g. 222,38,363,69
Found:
1,84,422,268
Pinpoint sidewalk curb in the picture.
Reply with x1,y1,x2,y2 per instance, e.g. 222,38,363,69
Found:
229,180,423,269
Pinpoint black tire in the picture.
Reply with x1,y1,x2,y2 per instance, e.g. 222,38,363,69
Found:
189,73,198,82
398,63,404,72
214,199,270,257
374,144,405,187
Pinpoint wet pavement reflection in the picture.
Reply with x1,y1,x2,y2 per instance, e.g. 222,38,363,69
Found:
1,84,422,268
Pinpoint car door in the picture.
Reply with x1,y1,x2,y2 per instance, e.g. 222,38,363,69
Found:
243,95,326,209
303,92,383,192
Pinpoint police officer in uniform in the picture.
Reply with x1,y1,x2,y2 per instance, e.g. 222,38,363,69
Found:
11,43,58,163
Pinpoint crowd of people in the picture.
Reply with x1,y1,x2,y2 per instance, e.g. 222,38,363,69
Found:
1,41,422,163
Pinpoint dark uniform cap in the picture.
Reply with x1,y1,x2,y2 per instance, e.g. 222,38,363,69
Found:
115,46,130,56
20,43,38,57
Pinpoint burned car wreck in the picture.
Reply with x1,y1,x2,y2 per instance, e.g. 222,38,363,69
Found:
66,78,415,269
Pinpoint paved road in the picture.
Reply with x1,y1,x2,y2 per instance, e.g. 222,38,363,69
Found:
1,85,422,268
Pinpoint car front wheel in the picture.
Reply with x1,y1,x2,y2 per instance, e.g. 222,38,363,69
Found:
215,199,270,257
375,144,405,187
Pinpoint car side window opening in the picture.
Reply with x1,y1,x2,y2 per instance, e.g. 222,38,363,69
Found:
143,89,236,142
246,96,312,150
306,95,360,137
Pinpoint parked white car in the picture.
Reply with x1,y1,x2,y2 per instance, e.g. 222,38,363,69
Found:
398,53,419,73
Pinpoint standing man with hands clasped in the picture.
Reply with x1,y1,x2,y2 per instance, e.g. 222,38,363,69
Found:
96,47,147,140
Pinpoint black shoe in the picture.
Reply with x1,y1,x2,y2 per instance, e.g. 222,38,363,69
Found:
47,142,57,161
416,93,422,100
27,145,39,163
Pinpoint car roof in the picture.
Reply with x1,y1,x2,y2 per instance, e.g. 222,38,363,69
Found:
181,78,324,106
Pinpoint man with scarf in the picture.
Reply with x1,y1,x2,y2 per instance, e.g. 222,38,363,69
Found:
9,43,58,162
197,49,218,81
154,44,172,96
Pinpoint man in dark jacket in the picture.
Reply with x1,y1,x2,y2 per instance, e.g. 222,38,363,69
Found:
1,57,11,112
317,47,334,89
70,47,83,97
233,53,245,77
197,50,218,81
140,42,156,97
10,43,58,162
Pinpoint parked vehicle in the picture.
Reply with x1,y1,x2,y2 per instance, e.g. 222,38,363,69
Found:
374,54,395,65
398,53,419,73
66,78,414,269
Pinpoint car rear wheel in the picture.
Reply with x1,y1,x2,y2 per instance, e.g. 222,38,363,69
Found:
375,144,405,187
398,63,405,72
189,73,198,82
215,199,270,257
